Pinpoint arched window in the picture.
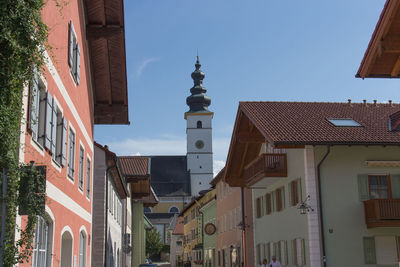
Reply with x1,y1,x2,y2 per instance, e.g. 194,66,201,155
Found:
144,207,152,213
197,121,202,128
169,206,180,214
33,215,53,267
79,231,87,267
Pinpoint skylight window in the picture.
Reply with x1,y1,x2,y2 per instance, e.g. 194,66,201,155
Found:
327,119,361,127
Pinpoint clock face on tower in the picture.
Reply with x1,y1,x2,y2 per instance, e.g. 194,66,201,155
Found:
195,140,204,149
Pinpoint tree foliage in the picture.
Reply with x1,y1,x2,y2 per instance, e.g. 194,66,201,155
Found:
0,0,49,265
146,228,163,258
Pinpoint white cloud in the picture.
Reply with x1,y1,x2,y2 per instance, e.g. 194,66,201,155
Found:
135,57,159,78
213,160,225,176
106,135,230,163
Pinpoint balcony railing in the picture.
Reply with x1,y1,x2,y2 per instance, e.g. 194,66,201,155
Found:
364,199,400,228
243,153,287,184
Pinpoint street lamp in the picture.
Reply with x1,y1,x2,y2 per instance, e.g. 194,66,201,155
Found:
298,195,314,214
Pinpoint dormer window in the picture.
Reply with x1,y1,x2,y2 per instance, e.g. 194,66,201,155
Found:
327,118,361,127
197,121,202,128
68,21,81,84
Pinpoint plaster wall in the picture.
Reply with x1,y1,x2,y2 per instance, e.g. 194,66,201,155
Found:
314,145,400,267
19,0,95,265
252,148,309,266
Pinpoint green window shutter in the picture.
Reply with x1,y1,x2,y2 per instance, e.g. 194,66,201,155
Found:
271,191,276,212
292,239,297,265
301,238,306,265
391,174,400,199
281,186,286,210
363,237,376,264
357,174,370,201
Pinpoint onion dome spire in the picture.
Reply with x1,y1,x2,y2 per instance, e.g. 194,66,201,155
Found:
186,56,212,113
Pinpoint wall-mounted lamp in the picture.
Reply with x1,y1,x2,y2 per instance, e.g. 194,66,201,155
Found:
298,195,314,215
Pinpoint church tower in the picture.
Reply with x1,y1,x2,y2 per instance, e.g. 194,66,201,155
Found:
185,57,213,196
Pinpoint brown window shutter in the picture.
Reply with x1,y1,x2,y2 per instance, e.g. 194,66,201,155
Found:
277,188,282,211
266,193,271,214
256,197,261,218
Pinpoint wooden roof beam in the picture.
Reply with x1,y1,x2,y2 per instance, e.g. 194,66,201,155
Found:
381,37,400,53
86,25,123,40
391,56,400,77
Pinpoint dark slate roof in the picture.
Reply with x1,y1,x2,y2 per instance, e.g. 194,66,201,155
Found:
145,213,176,220
240,101,400,145
150,156,191,197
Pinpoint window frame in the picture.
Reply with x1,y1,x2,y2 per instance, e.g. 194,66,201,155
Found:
368,174,391,199
78,145,84,191
67,128,76,180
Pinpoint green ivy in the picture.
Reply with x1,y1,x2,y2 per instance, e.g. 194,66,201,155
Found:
0,0,49,265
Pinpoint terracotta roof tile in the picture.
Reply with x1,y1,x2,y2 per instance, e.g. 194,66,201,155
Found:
240,101,400,145
118,156,149,177
172,217,184,235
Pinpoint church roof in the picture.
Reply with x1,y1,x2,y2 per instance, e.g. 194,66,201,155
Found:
150,156,191,197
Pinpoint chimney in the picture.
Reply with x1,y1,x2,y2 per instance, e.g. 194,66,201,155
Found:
389,100,393,106
373,100,377,106
363,99,367,106
348,99,351,104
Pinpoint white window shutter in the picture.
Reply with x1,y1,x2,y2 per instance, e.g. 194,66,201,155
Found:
75,44,81,84
29,70,40,141
51,99,57,156
44,92,53,150
68,22,74,67
61,117,67,166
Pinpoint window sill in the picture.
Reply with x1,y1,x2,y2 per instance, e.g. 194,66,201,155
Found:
30,137,45,156
51,159,62,172
67,174,74,184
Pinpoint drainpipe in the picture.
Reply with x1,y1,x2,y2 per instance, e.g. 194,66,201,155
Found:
240,187,246,267
316,146,331,267
105,163,117,267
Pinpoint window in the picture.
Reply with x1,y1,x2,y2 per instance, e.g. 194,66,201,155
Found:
265,193,272,214
67,130,75,179
79,231,87,267
144,207,152,213
256,197,261,218
29,70,67,164
292,238,306,266
363,237,376,264
68,21,81,84
33,216,49,267
327,118,361,127
280,240,288,266
55,109,67,166
78,146,84,190
169,206,180,214
358,174,400,200
289,179,302,206
256,244,261,265
369,175,389,199
191,209,195,220
86,159,91,198
276,187,285,212
197,120,202,128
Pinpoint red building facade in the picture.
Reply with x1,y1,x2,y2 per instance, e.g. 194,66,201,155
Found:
17,0,128,266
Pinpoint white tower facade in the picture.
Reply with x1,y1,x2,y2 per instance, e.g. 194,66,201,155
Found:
185,57,213,196
186,114,213,196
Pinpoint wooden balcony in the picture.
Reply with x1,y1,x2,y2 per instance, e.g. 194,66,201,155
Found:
243,153,287,186
364,199,400,228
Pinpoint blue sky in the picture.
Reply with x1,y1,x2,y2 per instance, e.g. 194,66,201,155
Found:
95,0,397,174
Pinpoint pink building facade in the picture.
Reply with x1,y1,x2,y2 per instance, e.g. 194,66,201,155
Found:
211,169,254,267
